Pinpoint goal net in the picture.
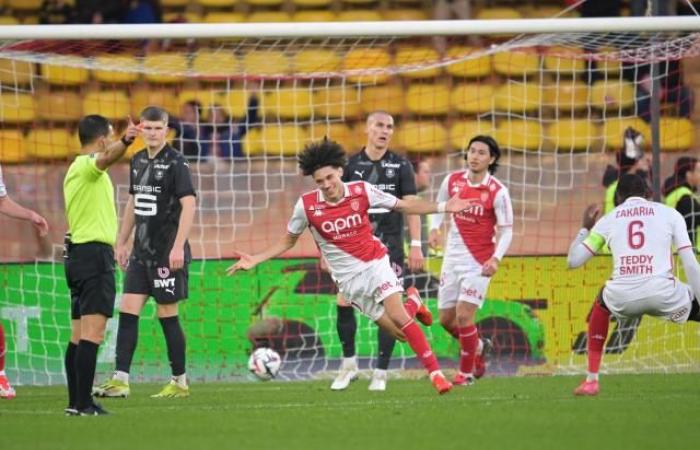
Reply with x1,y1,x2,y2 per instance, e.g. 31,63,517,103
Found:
1,18,699,385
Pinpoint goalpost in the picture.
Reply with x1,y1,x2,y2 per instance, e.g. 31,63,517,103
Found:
0,15,699,385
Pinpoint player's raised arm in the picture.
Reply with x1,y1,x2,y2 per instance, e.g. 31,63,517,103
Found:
95,116,141,171
226,233,300,275
567,204,603,269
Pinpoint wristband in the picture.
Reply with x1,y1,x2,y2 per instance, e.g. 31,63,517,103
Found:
437,201,446,213
410,240,422,247
121,135,134,146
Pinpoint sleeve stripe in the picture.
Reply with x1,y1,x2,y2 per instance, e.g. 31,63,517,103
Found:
582,242,596,255
677,245,693,252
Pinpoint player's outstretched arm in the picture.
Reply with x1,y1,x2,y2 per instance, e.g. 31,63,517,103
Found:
226,233,300,275
115,195,136,270
95,116,141,171
0,195,49,236
395,194,473,216
567,204,602,269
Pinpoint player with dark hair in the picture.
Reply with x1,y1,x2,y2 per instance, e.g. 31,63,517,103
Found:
568,173,700,396
62,113,140,414
93,106,196,399
663,156,700,252
429,135,513,386
228,139,476,395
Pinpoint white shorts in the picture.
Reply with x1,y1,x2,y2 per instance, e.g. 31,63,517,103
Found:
438,263,491,310
337,255,403,322
603,276,694,324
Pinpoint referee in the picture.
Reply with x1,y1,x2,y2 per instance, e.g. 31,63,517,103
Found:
63,115,139,415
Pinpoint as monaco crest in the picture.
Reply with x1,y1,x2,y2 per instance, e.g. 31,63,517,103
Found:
480,192,489,202
353,185,362,195
157,267,170,279
350,199,360,211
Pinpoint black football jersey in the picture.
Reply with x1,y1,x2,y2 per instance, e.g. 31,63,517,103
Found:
342,148,416,237
129,145,196,266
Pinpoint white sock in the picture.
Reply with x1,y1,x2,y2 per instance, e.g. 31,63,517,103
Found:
173,374,187,387
342,356,357,369
476,339,484,355
429,370,444,380
113,370,129,383
586,372,599,382
0,370,6,376
373,368,387,378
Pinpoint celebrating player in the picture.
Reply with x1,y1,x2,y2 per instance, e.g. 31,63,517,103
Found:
567,173,700,396
332,111,424,392
94,106,196,399
227,139,475,395
429,135,513,386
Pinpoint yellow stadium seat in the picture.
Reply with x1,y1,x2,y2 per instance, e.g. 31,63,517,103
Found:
314,85,362,119
197,0,237,6
396,121,448,154
221,90,256,118
92,55,140,84
82,90,131,120
143,54,188,84
263,89,313,119
308,123,355,151
0,130,25,164
177,88,219,111
243,128,263,156
406,84,450,116
591,80,635,110
344,48,391,84
293,0,332,6
242,50,290,77
521,6,579,18
601,117,651,150
292,10,336,22
203,12,245,23
163,12,203,23
494,83,542,113
493,50,540,77
342,0,376,3
449,120,497,150
25,129,76,160
337,10,383,22
247,12,292,23
131,87,181,118
0,58,35,85
22,15,39,24
476,7,522,20
191,50,240,78
0,16,20,25
247,0,284,5
359,84,404,116
42,61,89,86
293,49,341,75
382,9,429,21
660,117,695,151
395,46,441,79
446,46,491,78
543,46,586,75
546,119,597,152
542,82,590,111
6,0,42,10
496,120,543,151
261,125,310,156
0,93,35,122
451,83,495,114
36,91,83,121
595,47,622,76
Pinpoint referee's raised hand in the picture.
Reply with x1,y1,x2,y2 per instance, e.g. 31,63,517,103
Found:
122,115,141,144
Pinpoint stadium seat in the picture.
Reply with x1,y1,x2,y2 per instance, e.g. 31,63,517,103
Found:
475,7,522,20
177,88,219,112
451,83,495,114
131,87,181,118
82,90,131,120
446,46,492,78
601,117,651,150
242,50,291,77
542,82,590,111
36,91,83,121
247,12,292,23
406,83,450,116
494,82,542,113
0,59,35,85
341,0,378,4
243,128,263,156
546,119,597,152
42,60,90,86
0,93,35,122
396,121,448,153
6,0,42,10
337,10,383,22
0,130,25,164
595,47,622,76
203,12,245,23
221,90,256,118
314,85,362,119
191,50,240,78
246,0,284,5
359,84,404,116
0,16,20,25
590,80,636,110
496,119,544,151
22,16,39,25
543,46,586,75
394,46,441,79
197,0,237,6
493,50,540,77
659,117,695,151
163,12,203,23
308,123,355,151
143,54,188,84
343,48,391,83
293,49,341,75
292,11,337,22
260,124,310,156
449,120,497,151
293,0,333,6
382,9,430,21
263,89,313,119
92,55,140,84
25,129,76,160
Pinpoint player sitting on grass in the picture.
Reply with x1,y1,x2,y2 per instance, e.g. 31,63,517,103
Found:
567,173,700,396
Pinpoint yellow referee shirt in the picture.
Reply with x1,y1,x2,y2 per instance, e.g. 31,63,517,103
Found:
63,154,117,246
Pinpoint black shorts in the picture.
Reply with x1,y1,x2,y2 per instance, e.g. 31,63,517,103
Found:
382,233,405,280
64,242,116,320
123,258,188,304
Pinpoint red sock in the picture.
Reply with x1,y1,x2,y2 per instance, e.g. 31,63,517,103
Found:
401,320,440,374
458,325,479,374
403,299,418,318
0,323,6,372
587,301,610,374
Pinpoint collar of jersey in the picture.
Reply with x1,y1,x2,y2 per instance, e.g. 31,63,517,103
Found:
316,182,351,205
462,171,490,188
623,196,648,204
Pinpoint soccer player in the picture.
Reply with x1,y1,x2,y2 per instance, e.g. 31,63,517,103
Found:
227,139,474,395
0,164,49,399
93,106,196,399
429,135,513,386
63,114,140,415
568,173,700,396
332,111,424,392
663,156,699,252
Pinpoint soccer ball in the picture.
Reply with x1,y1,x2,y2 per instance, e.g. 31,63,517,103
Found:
248,347,282,381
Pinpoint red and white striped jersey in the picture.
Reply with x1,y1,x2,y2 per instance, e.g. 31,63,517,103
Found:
287,181,399,283
435,171,513,266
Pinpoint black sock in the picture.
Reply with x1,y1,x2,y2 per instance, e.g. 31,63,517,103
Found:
376,327,396,370
336,305,356,358
159,316,186,377
64,341,78,408
75,339,99,410
115,312,139,373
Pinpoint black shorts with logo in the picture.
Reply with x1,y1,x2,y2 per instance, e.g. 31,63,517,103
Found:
123,257,189,304
64,241,116,320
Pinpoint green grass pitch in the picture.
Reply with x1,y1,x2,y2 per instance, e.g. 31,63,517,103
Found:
1,374,696,450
